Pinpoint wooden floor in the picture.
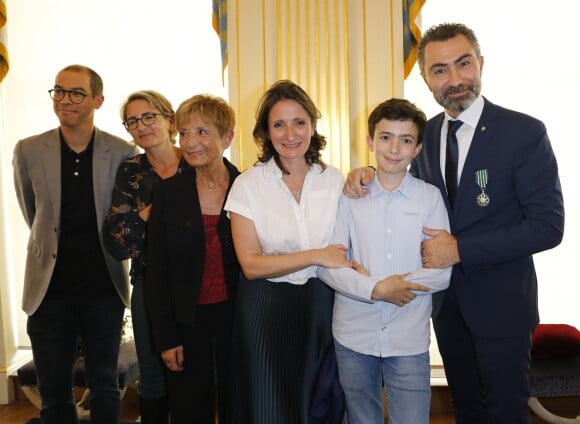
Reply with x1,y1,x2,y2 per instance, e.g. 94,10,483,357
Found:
0,397,460,424
0,383,578,423
0,384,141,424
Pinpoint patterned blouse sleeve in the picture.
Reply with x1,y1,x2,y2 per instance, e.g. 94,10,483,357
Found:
103,159,149,261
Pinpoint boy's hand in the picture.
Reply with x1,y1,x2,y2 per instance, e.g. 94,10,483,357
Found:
371,273,430,307
351,260,370,276
344,166,375,198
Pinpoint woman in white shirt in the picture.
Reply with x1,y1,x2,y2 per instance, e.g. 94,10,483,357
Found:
225,80,349,423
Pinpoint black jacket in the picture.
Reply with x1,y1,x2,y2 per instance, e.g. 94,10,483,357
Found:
145,158,240,352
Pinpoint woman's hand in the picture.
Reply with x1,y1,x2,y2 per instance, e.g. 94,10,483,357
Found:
351,261,370,276
161,345,184,372
138,204,152,222
313,244,350,269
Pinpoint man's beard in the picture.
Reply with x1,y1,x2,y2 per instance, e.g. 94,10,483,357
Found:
436,84,480,113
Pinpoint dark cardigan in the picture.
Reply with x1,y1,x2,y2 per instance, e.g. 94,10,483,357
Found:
145,158,241,352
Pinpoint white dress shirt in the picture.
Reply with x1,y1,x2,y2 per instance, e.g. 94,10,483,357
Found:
440,95,485,186
224,157,344,285
319,173,451,357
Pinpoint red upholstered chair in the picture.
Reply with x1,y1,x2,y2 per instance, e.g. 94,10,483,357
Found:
528,324,580,423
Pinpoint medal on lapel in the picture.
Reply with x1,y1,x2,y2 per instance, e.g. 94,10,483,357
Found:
475,169,490,207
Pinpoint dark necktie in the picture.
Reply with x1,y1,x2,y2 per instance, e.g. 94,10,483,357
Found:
445,119,463,208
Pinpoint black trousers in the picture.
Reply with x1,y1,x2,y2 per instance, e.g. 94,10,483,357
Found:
165,300,234,424
434,285,532,424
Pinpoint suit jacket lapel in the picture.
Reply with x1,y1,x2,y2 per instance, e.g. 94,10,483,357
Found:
42,130,62,230
421,113,452,211
429,114,446,189
92,128,112,231
455,99,498,216
182,167,204,235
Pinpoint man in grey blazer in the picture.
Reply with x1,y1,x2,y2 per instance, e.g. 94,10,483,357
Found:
13,64,137,424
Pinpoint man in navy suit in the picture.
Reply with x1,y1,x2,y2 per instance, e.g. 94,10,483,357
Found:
345,23,564,423
13,65,137,424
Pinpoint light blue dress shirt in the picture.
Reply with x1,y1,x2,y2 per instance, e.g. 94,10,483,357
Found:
318,172,451,357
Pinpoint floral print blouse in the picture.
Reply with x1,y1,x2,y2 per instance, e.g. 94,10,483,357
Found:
103,153,183,280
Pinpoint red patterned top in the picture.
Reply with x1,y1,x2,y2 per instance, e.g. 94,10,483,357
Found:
198,214,228,304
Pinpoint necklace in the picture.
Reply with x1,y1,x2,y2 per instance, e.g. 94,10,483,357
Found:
199,175,224,192
283,166,307,201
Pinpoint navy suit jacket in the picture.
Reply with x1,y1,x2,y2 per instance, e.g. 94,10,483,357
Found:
410,98,564,338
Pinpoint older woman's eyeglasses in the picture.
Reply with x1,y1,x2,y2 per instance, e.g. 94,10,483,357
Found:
48,88,88,104
122,113,165,130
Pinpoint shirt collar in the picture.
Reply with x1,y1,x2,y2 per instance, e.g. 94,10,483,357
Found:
445,95,484,130
368,171,413,199
59,130,95,156
262,156,322,178
262,157,280,178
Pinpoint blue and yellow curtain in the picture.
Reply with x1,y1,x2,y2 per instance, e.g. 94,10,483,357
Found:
212,0,227,81
403,0,425,79
0,0,8,83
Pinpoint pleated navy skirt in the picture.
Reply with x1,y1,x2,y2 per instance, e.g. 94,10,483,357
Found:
228,275,335,424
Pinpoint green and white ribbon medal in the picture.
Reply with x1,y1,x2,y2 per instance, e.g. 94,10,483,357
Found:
475,169,490,207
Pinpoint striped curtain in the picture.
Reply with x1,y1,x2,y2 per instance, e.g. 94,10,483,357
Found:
403,0,425,79
0,0,8,83
212,0,227,81
225,0,400,172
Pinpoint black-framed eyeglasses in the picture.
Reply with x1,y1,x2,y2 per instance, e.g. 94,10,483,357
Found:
48,88,88,104
122,113,165,130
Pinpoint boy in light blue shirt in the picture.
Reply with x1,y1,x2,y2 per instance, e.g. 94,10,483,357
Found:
319,98,451,424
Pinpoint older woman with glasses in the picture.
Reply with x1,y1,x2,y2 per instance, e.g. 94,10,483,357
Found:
103,90,182,423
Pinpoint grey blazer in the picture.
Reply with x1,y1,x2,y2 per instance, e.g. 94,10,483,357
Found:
13,127,138,315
